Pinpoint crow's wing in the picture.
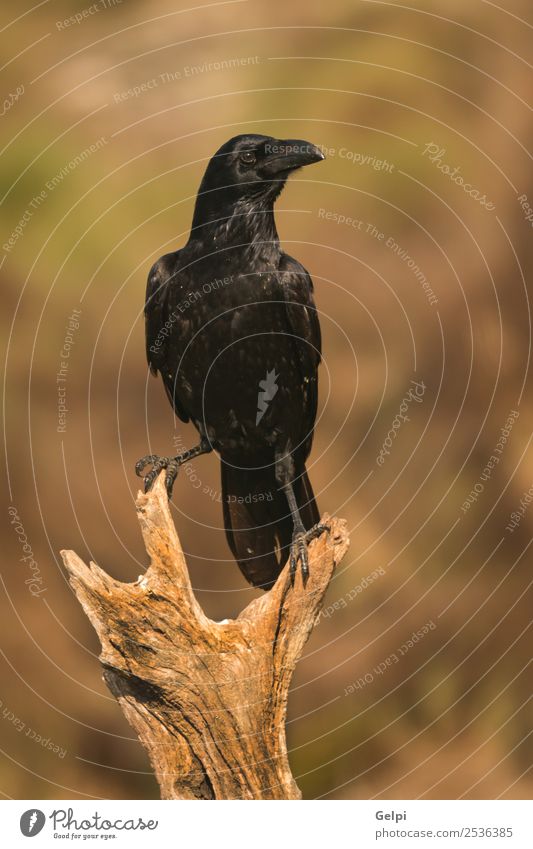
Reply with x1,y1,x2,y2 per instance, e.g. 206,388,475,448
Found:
144,255,190,423
278,253,321,452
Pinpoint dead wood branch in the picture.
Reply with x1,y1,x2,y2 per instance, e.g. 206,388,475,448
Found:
61,472,349,799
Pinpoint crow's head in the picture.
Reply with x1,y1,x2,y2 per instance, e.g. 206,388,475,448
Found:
197,133,325,205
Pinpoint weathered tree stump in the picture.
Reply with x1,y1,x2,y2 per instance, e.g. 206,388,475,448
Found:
61,472,349,799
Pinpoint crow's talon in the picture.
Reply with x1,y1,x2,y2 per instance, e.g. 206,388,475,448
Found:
135,454,177,496
164,460,179,497
308,522,330,541
289,522,329,585
135,454,160,477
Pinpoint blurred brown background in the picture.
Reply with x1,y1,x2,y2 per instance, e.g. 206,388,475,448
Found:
1,0,532,800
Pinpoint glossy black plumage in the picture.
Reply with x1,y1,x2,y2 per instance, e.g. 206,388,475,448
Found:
138,134,326,588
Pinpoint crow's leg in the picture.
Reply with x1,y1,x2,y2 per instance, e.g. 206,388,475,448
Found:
275,451,329,584
135,437,212,497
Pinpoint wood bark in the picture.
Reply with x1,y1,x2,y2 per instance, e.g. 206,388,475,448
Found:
61,472,349,799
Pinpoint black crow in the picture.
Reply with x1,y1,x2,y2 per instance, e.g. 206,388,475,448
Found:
136,134,327,589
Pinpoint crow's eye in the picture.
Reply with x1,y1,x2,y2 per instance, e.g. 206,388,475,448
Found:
239,150,256,165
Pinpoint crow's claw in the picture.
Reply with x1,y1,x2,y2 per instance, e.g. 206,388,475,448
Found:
135,454,179,497
135,454,159,477
289,531,307,583
289,522,330,585
163,459,179,497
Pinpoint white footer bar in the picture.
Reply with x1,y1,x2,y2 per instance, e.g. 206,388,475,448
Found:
3,799,531,848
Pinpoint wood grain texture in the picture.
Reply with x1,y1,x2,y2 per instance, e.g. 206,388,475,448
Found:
61,472,349,799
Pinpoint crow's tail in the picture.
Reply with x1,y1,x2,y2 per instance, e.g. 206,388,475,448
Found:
221,462,319,590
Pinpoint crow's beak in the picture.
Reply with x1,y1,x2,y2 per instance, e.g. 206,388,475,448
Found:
261,139,325,175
